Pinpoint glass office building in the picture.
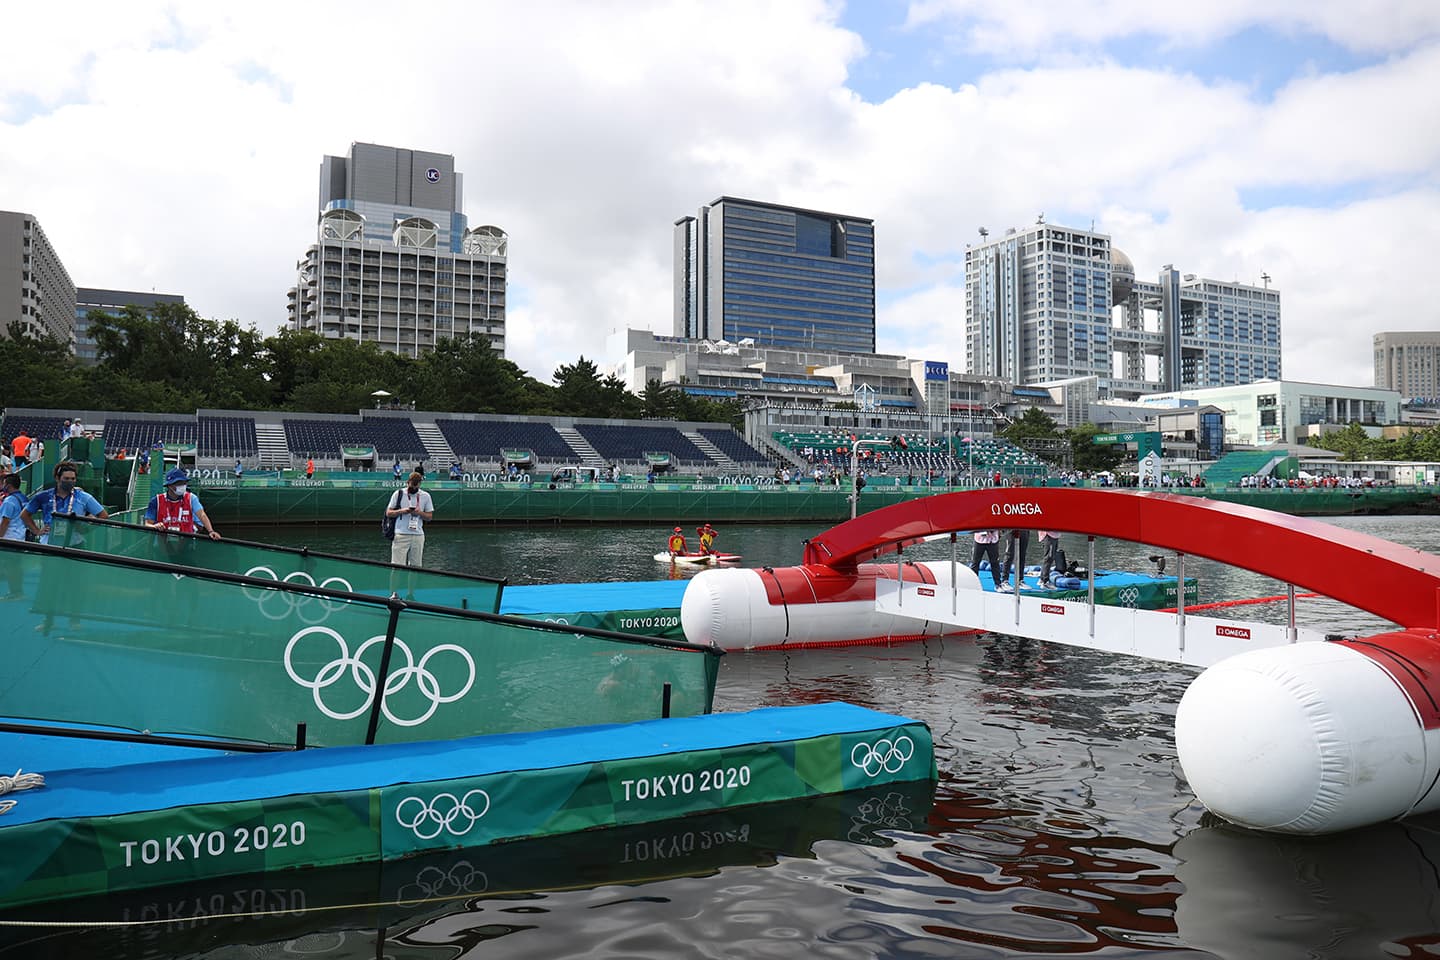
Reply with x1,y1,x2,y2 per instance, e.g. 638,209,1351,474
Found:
74,288,185,365
673,197,875,353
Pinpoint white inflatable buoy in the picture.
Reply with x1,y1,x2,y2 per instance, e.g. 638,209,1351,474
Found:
1175,642,1440,834
681,563,980,650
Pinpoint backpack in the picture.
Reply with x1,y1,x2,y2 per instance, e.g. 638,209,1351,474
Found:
381,491,400,540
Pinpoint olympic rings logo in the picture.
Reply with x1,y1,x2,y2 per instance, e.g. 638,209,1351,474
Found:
284,627,476,726
848,791,917,839
395,861,489,902
395,789,491,840
1117,586,1140,606
244,566,355,624
850,736,915,776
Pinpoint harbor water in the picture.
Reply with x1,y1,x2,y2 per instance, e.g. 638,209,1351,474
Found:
14,517,1440,957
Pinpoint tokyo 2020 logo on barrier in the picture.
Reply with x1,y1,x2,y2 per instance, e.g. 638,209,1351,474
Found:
395,789,491,840
850,736,915,776
283,626,476,726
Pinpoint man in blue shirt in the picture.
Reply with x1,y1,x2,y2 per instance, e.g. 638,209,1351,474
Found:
22,460,109,544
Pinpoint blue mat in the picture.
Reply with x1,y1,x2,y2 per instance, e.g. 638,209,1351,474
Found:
500,580,688,615
0,703,910,826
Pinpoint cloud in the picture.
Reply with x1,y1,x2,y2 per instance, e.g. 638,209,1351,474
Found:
904,0,1440,57
2,1,1439,395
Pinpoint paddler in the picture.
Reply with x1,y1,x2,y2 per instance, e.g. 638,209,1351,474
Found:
667,526,687,557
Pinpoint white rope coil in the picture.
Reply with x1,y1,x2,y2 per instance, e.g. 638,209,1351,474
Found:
0,769,45,814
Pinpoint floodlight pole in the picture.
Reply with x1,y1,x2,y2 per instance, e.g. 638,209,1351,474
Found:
849,438,893,519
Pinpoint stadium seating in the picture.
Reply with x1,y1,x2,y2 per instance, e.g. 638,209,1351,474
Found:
697,428,768,467
198,416,258,457
576,424,708,464
101,417,198,454
1,415,70,447
437,419,580,463
282,418,426,460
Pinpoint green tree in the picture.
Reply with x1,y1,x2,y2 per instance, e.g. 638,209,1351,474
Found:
411,335,533,413
1067,423,1126,472
999,407,1061,443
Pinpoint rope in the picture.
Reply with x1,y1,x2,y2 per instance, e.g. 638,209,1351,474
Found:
1159,592,1320,614
0,769,45,815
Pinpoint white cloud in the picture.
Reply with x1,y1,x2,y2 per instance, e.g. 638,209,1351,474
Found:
2,1,1439,393
904,0,1440,57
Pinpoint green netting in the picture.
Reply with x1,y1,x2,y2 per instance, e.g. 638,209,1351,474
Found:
48,517,504,613
0,543,719,747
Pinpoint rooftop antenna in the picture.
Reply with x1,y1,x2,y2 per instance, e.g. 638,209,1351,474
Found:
1036,212,1045,224
1261,272,1272,289
978,226,988,240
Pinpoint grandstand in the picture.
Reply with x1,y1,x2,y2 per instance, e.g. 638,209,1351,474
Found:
2,406,773,475
772,429,1050,479
100,417,197,454
576,423,709,466
198,416,258,458
697,428,768,468
438,419,580,464
282,417,426,461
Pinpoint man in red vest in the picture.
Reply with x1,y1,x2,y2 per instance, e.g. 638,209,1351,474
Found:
144,468,221,539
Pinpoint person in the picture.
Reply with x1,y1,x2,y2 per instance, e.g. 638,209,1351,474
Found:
144,468,221,540
1037,530,1063,590
667,526,687,557
701,522,719,554
392,460,403,481
305,458,315,479
970,529,1003,590
998,529,1031,592
234,459,244,478
70,417,84,439
10,431,33,469
0,473,31,542
386,471,433,567
0,445,11,473
138,448,150,474
22,460,109,544
60,419,72,441
449,461,463,480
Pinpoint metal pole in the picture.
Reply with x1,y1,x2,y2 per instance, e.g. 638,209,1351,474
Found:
1011,531,1021,625
897,545,903,609
1087,535,1096,638
1177,553,1187,656
1287,583,1297,643
365,600,406,746
950,532,958,617
850,442,858,519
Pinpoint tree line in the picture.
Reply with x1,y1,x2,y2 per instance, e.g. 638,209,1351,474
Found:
0,304,743,426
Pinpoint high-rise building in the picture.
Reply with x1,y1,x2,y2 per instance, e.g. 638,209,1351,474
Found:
287,142,508,358
1374,331,1440,399
673,197,875,353
74,288,186,365
964,221,1280,398
0,210,76,345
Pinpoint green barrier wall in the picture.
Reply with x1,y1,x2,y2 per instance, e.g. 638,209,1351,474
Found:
49,517,506,613
0,543,719,748
187,479,1440,525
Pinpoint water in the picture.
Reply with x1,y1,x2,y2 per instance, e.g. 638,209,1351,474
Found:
14,517,1440,957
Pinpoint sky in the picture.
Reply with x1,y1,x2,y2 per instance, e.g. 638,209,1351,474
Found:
3,0,1439,389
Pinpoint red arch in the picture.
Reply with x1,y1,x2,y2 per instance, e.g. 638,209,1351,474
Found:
801,488,1440,631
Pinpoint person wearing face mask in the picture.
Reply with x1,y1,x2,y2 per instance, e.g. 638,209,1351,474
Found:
21,460,109,544
385,471,433,567
143,468,221,540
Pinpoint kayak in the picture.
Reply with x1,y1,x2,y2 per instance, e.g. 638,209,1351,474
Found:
654,551,742,565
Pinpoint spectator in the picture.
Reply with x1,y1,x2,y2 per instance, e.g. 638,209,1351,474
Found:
22,460,109,544
10,431,33,469
144,468,221,540
386,471,433,567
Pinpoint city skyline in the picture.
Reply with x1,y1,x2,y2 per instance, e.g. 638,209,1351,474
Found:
3,2,1439,387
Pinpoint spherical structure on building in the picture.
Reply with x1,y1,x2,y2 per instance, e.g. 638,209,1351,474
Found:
1111,247,1135,305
